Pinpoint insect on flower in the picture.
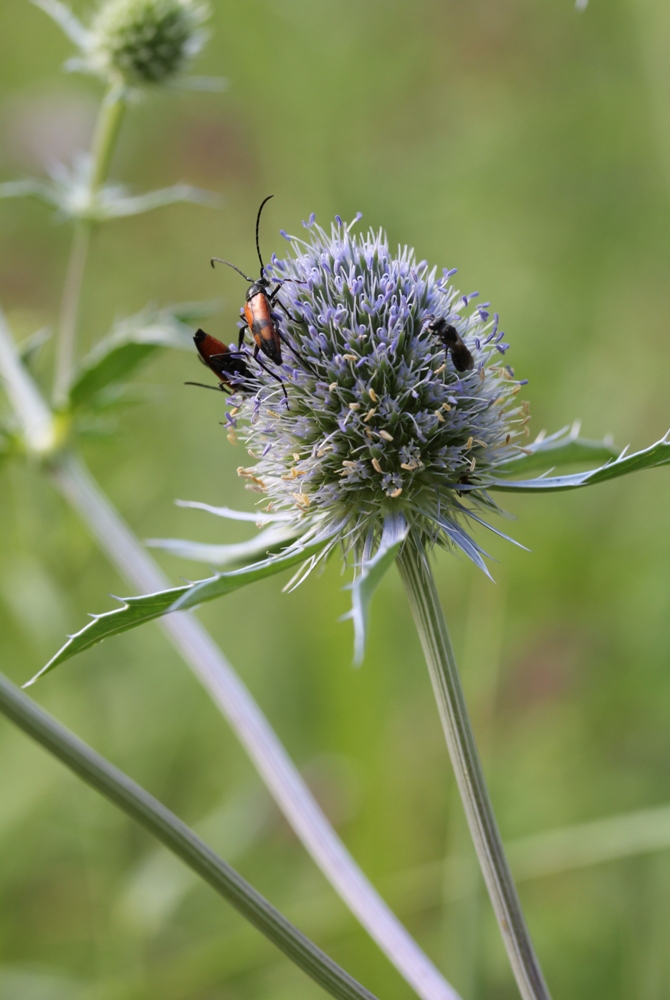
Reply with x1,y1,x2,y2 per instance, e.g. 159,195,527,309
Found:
210,196,309,376
186,328,253,395
425,314,474,373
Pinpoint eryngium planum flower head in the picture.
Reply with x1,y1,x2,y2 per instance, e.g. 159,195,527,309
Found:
89,0,210,86
226,214,531,573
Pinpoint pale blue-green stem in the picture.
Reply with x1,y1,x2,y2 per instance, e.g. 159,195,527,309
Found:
54,84,126,403
397,539,551,1000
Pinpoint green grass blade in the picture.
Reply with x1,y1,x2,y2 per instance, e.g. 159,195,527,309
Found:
0,674,378,1000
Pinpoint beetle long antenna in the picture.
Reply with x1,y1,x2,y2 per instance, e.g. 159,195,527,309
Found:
255,194,274,274
184,381,228,393
210,258,256,282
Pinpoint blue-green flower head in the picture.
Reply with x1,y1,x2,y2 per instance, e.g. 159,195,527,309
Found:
229,215,531,573
89,0,210,86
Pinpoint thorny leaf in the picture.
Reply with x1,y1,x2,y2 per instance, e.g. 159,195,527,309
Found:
488,431,670,493
27,537,327,686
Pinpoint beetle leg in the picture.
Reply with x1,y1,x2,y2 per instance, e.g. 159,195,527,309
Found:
253,353,289,404
274,297,306,327
274,327,316,376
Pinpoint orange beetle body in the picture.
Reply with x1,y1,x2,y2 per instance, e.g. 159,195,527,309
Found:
192,328,252,394
210,196,310,390
243,284,282,364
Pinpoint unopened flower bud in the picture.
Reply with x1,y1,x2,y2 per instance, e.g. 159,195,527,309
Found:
90,0,210,86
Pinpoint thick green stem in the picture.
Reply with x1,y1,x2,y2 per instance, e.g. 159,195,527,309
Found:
0,672,378,1000
53,85,126,404
396,539,551,1000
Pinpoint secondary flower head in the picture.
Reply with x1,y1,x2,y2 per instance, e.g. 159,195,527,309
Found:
89,0,210,86
226,214,531,575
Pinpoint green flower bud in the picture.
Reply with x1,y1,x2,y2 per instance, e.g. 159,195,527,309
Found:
89,0,210,86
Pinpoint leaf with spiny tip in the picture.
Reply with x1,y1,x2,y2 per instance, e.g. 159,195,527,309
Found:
488,430,670,493
435,515,494,579
26,538,329,687
495,422,619,476
347,513,408,666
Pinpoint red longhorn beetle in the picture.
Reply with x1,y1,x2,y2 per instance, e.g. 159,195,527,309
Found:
186,328,253,395
210,195,309,372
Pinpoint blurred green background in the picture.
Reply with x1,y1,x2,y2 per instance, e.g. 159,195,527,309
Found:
1,0,670,997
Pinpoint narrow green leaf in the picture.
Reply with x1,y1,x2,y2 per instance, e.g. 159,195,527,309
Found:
496,423,618,476
67,308,194,409
488,430,670,493
0,178,61,208
98,183,221,220
27,539,327,685
0,674,378,1000
146,525,303,566
175,499,292,524
173,538,328,611
345,514,407,666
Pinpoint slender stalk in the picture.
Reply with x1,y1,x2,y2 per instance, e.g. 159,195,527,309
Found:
0,673,377,1000
88,85,127,193
54,221,91,401
396,538,551,1000
51,451,461,1000
53,86,127,403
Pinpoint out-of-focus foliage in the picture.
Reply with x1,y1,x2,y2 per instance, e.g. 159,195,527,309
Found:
1,0,670,998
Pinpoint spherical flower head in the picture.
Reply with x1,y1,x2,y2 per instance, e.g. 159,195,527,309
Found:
229,215,530,567
89,0,210,87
